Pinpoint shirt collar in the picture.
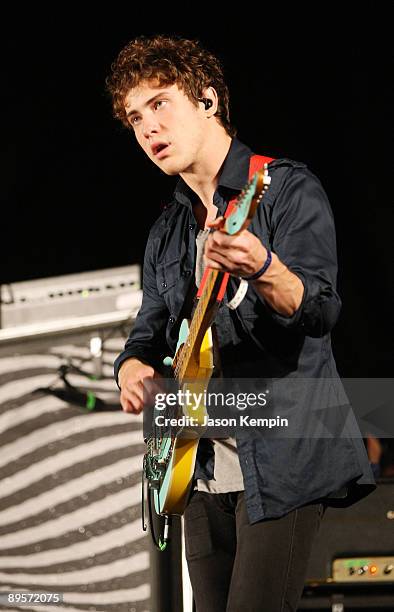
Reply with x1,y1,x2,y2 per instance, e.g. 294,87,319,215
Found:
173,138,253,210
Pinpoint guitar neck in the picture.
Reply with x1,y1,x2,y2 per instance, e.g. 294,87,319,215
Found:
174,268,221,383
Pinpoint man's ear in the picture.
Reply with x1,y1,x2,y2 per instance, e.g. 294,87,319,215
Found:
200,86,218,115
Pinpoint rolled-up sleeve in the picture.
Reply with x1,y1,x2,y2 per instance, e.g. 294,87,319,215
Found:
263,167,342,337
113,233,169,386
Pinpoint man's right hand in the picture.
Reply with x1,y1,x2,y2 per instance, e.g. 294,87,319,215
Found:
118,358,161,414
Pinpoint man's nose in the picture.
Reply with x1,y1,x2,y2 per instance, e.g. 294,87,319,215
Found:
142,115,159,140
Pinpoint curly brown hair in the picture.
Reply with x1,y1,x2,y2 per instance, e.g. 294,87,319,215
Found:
106,34,236,137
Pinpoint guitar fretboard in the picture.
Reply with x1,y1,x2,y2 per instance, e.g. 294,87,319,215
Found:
174,267,219,382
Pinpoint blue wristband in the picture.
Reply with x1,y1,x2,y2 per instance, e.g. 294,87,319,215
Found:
242,249,272,281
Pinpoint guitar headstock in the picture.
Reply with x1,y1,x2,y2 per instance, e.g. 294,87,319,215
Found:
223,163,271,235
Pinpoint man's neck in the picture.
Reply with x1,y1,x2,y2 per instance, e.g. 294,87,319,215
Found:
180,131,232,209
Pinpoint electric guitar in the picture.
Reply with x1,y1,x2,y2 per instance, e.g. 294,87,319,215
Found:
142,163,271,546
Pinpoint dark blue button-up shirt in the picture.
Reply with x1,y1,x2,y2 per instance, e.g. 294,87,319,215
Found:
114,138,375,523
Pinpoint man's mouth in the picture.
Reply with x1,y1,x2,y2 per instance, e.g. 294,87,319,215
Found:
151,143,170,158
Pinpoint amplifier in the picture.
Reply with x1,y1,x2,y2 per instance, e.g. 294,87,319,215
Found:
332,556,393,582
305,481,394,585
0,265,141,327
0,266,142,357
300,481,394,610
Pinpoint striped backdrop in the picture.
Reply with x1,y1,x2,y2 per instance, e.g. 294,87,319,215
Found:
0,338,150,612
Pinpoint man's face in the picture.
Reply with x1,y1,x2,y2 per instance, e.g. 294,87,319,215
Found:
124,81,208,175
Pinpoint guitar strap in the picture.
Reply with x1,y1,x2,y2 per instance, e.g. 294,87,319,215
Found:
197,153,274,306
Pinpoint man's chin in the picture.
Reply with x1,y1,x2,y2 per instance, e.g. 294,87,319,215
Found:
158,161,184,176
162,167,181,176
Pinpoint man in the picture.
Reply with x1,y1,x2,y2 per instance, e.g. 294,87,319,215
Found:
106,34,375,612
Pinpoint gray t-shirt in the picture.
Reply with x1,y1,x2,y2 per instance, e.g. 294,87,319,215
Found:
194,229,244,493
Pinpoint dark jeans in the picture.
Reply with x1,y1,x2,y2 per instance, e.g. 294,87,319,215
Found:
184,491,324,612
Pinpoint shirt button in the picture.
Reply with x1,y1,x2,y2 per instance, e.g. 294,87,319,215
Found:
189,224,195,230
169,316,176,324
161,282,167,288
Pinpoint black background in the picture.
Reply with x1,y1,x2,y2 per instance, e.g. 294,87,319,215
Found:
2,10,392,376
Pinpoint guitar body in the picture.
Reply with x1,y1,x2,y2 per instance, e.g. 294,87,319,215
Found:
153,435,197,515
153,319,214,515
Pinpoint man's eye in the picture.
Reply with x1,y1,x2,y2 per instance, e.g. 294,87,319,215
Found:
154,100,167,110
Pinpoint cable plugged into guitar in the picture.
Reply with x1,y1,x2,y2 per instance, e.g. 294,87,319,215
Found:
160,516,171,551
142,452,171,551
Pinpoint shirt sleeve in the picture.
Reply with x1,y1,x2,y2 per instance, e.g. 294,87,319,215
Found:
113,233,169,387
256,166,342,337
